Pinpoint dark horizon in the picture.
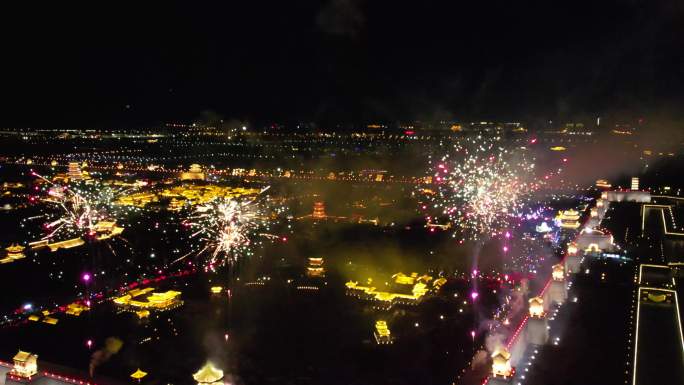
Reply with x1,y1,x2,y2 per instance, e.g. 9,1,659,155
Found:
1,1,683,128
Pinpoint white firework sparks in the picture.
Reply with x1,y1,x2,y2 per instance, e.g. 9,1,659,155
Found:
177,187,271,267
421,135,543,241
31,171,133,240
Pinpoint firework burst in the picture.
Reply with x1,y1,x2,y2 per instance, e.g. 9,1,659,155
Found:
177,187,272,267
421,135,544,241
30,172,133,240
43,188,97,238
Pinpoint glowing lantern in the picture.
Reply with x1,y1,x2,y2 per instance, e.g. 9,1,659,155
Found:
529,296,544,318
491,348,513,377
552,264,565,281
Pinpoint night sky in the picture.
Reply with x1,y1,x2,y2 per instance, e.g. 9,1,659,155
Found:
1,1,683,127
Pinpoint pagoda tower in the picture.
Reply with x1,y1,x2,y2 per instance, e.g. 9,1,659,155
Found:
68,162,83,181
312,202,326,219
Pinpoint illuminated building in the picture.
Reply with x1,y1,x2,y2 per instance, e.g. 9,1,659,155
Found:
298,201,347,221
2,182,24,190
357,217,379,225
65,302,89,316
1,244,25,263
529,296,545,318
552,264,565,281
576,228,614,253
595,179,612,188
605,190,650,203
555,209,581,229
46,237,85,252
527,297,550,345
91,221,124,240
135,310,150,319
30,224,119,252
306,257,325,278
11,351,38,379
193,362,224,385
426,220,452,231
393,272,417,285
374,321,393,344
114,288,183,312
116,192,158,207
631,177,640,191
136,291,181,309
548,268,568,304
117,184,260,209
180,164,206,181
67,162,84,181
169,198,184,211
28,239,48,250
595,198,609,219
491,348,513,378
564,242,582,274
312,202,326,219
345,272,445,308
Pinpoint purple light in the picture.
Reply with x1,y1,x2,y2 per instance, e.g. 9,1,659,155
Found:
471,291,479,300
505,231,511,239
503,246,509,252
82,273,91,283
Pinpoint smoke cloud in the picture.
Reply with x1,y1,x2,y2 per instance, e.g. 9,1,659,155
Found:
89,337,123,377
316,0,365,38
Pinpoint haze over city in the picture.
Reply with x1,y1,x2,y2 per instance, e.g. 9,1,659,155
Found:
0,2,682,385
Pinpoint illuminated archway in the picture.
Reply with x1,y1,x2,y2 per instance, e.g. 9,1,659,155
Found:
585,243,600,253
